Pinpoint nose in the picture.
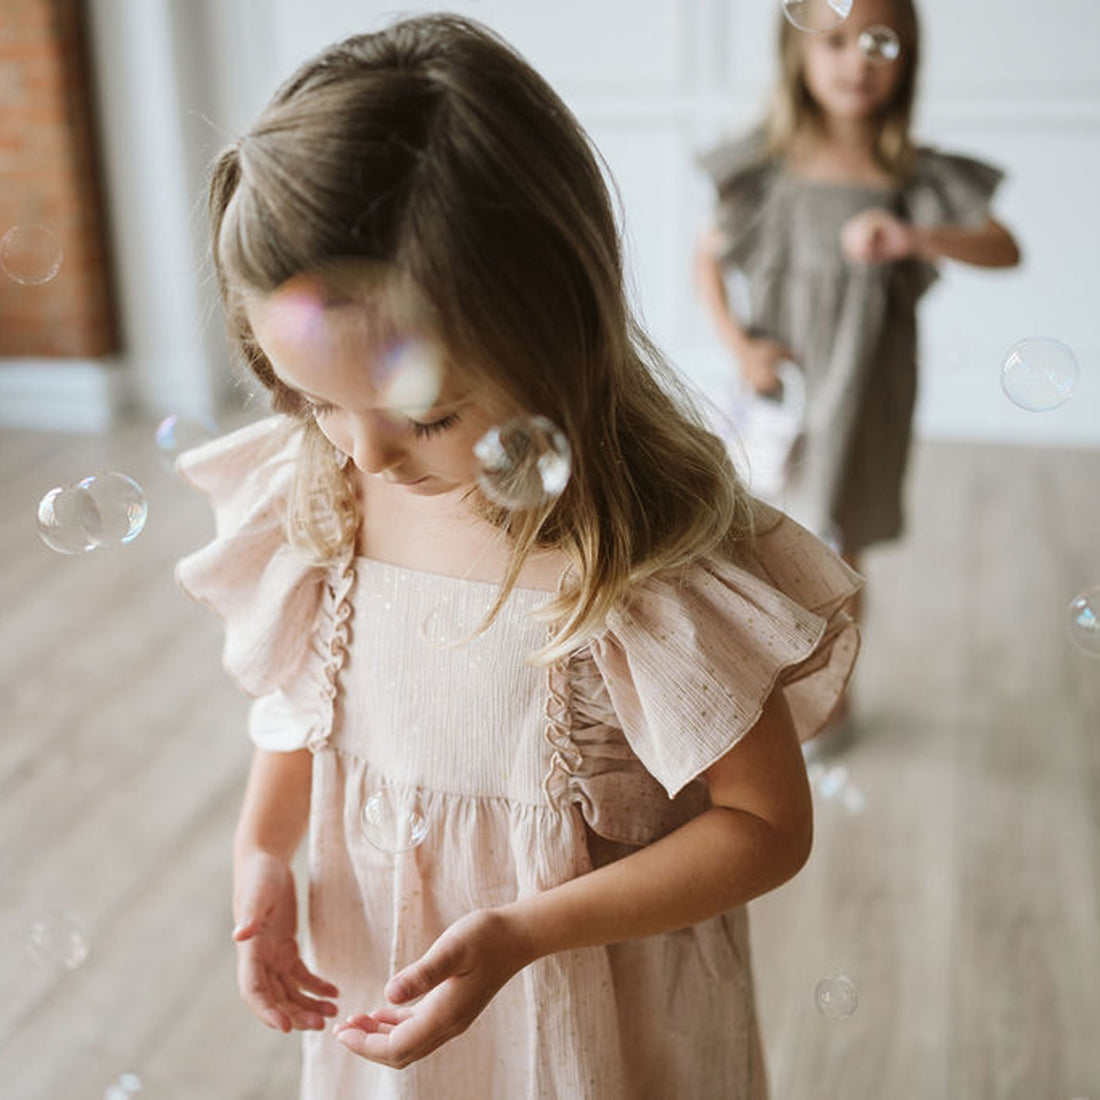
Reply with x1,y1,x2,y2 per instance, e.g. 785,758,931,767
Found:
348,414,404,475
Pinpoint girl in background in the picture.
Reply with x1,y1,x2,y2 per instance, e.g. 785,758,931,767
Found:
179,14,860,1098
696,0,1020,706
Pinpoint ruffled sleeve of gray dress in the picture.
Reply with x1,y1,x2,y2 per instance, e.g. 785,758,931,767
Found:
695,127,778,271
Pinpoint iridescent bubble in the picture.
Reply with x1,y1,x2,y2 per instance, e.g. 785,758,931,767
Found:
474,416,571,511
859,24,900,64
1001,337,1079,411
25,909,90,971
808,763,866,816
361,783,429,853
79,473,148,546
814,973,858,1019
35,473,147,554
781,0,853,34
154,414,217,465
36,483,102,554
1,223,63,285
378,337,444,420
1067,587,1100,658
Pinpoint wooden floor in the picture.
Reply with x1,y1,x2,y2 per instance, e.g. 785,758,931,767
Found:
0,422,1097,1099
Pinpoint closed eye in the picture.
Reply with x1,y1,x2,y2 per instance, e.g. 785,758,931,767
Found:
410,412,460,439
307,400,338,418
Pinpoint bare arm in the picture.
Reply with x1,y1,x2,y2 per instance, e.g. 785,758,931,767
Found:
913,216,1021,268
234,747,312,868
694,228,791,394
502,687,812,957
694,227,751,355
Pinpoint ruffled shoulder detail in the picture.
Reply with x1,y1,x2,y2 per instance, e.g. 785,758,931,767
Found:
903,147,1005,228
586,502,861,798
696,127,776,268
175,415,326,698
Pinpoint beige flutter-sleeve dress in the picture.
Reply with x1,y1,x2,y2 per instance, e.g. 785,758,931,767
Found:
698,129,1005,553
176,415,862,1100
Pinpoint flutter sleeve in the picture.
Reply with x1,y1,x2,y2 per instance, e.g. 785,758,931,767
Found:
696,127,776,269
587,504,861,799
175,415,343,752
903,147,1006,228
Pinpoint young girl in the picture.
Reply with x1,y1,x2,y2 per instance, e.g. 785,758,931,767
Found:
696,0,1020,593
178,15,861,1098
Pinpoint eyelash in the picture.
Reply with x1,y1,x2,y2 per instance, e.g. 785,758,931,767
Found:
411,412,460,439
307,401,460,439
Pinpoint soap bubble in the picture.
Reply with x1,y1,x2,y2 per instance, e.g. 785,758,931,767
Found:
103,1073,142,1099
361,783,429,853
807,762,866,815
36,483,102,554
154,414,217,466
474,416,571,511
859,24,900,63
25,909,90,971
378,337,444,420
814,973,858,1019
36,473,148,554
1001,337,1079,411
781,0,853,34
1067,587,1100,658
1,223,63,285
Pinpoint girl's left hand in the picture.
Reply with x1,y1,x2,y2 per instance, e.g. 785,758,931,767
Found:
333,908,531,1068
840,208,920,264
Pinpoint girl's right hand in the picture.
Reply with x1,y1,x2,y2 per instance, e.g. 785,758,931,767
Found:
734,336,792,397
233,850,340,1033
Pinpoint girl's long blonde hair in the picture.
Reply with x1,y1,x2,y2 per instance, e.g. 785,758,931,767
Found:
765,0,921,177
209,14,755,661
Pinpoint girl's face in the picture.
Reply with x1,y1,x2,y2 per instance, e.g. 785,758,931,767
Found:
245,285,498,496
800,0,906,123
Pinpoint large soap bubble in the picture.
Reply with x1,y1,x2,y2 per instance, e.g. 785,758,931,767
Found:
781,0,853,34
1001,337,1079,411
474,415,571,511
36,473,148,554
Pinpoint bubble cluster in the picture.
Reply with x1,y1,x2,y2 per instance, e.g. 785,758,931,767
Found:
1067,587,1100,657
36,474,148,554
25,909,90,971
154,414,217,466
1001,337,1079,411
361,783,429,853
781,0,853,34
1,223,63,285
814,973,858,1019
859,24,900,63
103,1073,142,1100
474,416,571,511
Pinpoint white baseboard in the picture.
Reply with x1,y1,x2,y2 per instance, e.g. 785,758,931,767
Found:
0,359,128,432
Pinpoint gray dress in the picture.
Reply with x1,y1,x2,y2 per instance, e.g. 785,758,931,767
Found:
699,130,1004,553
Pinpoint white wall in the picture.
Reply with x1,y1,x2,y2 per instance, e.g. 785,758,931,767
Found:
47,0,1099,444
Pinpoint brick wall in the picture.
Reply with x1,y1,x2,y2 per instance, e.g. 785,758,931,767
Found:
0,0,119,358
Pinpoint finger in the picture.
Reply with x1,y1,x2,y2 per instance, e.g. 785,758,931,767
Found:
335,1002,460,1067
386,938,464,1004
271,973,327,1031
233,917,260,942
291,958,340,998
239,957,291,1032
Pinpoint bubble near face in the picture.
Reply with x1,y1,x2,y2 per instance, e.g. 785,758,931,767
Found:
154,414,217,464
25,909,90,971
859,24,900,64
1,223,63,285
36,473,148,554
781,0,853,34
474,415,572,511
814,973,858,1019
1067,587,1100,657
377,337,444,420
1001,337,1079,411
361,783,429,853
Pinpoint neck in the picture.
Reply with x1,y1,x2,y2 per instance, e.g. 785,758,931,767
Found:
816,112,876,151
